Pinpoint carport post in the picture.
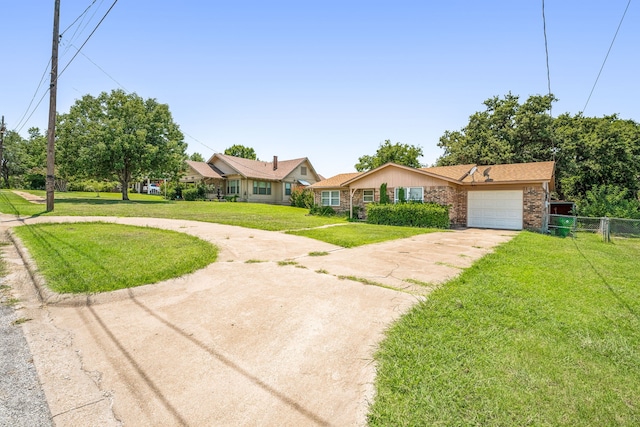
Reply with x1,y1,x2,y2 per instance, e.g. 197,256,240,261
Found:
349,188,356,219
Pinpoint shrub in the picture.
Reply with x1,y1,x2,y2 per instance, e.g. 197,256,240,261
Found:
182,187,202,201
366,202,450,228
25,173,46,190
66,179,118,193
290,187,314,208
380,183,390,204
309,204,336,217
575,184,640,219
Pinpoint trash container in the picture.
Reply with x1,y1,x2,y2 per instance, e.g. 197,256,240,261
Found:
556,217,574,237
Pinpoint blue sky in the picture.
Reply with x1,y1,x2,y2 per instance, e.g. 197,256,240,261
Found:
3,1,638,178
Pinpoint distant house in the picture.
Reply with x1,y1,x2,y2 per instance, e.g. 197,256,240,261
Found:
182,154,322,204
310,161,555,231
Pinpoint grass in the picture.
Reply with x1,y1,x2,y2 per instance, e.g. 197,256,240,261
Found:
0,190,345,231
287,223,441,248
308,251,329,257
13,222,218,294
368,232,640,426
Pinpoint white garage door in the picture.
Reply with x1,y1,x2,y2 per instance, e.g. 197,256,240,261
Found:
467,190,523,230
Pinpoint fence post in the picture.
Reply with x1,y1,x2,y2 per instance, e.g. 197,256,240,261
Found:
600,217,610,242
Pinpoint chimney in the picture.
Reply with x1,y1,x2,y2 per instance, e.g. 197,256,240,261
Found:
273,155,278,170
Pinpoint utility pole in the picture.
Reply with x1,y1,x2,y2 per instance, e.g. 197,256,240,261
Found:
0,116,6,177
46,0,60,212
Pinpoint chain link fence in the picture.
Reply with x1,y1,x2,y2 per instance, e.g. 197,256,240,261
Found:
547,214,640,242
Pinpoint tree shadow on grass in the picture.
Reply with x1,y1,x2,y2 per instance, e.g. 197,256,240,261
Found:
53,198,169,206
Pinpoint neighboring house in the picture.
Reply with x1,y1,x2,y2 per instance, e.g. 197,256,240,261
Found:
310,161,556,231
182,154,322,204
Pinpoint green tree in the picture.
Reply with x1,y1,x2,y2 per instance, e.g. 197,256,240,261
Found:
1,130,28,188
355,140,423,172
576,184,640,219
553,113,640,200
57,89,187,200
437,93,556,166
224,144,257,160
436,93,640,202
189,152,205,162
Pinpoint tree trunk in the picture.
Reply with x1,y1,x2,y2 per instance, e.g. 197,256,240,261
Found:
121,179,129,200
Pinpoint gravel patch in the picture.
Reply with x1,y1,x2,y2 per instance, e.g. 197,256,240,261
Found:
0,271,53,427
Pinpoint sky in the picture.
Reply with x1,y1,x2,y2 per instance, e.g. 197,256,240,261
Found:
2,1,638,178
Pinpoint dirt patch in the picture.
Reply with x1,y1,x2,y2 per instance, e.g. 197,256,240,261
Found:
12,191,46,204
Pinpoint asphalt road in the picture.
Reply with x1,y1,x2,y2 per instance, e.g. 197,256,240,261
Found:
0,285,53,427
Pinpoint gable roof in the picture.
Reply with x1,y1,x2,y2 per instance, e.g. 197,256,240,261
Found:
310,172,362,188
312,161,555,189
185,160,224,179
209,154,319,181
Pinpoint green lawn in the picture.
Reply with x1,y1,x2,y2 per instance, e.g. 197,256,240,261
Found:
13,222,218,293
369,232,640,426
0,190,345,231
287,223,442,247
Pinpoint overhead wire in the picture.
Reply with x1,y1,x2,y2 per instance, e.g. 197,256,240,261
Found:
582,0,632,113
13,60,52,133
542,0,552,117
12,0,111,133
58,0,119,80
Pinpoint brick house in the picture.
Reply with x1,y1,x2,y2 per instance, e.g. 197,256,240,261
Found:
310,161,555,231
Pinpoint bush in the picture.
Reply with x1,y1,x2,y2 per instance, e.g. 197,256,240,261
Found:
25,174,46,190
309,204,336,216
380,183,390,204
182,187,202,201
290,187,314,208
66,179,118,193
576,184,640,219
366,202,450,228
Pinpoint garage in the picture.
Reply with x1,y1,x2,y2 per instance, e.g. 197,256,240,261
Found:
467,190,523,230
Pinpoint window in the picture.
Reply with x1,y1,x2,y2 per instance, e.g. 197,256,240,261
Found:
285,182,292,196
253,181,272,195
363,189,375,203
394,187,423,203
321,190,340,206
226,180,239,194
300,166,307,176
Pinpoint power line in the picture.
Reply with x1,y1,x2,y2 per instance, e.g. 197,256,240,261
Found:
60,0,98,37
58,0,119,79
16,0,119,133
582,0,632,113
542,0,552,117
13,60,52,133
60,39,129,92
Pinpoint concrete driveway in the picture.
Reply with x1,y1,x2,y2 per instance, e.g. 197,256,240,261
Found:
2,215,515,426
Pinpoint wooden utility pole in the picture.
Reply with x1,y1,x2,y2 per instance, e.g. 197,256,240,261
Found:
0,116,6,174
46,0,60,212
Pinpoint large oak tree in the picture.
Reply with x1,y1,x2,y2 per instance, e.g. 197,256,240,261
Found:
57,90,187,200
437,93,640,203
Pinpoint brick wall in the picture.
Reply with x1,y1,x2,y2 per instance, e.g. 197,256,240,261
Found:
523,185,545,231
424,186,467,227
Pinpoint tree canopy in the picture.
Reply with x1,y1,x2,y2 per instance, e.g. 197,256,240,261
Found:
1,127,47,189
56,89,187,200
189,152,205,162
437,93,640,204
355,140,424,172
224,144,257,160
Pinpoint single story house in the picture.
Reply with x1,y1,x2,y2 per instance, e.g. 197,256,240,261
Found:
182,154,322,204
310,161,556,231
